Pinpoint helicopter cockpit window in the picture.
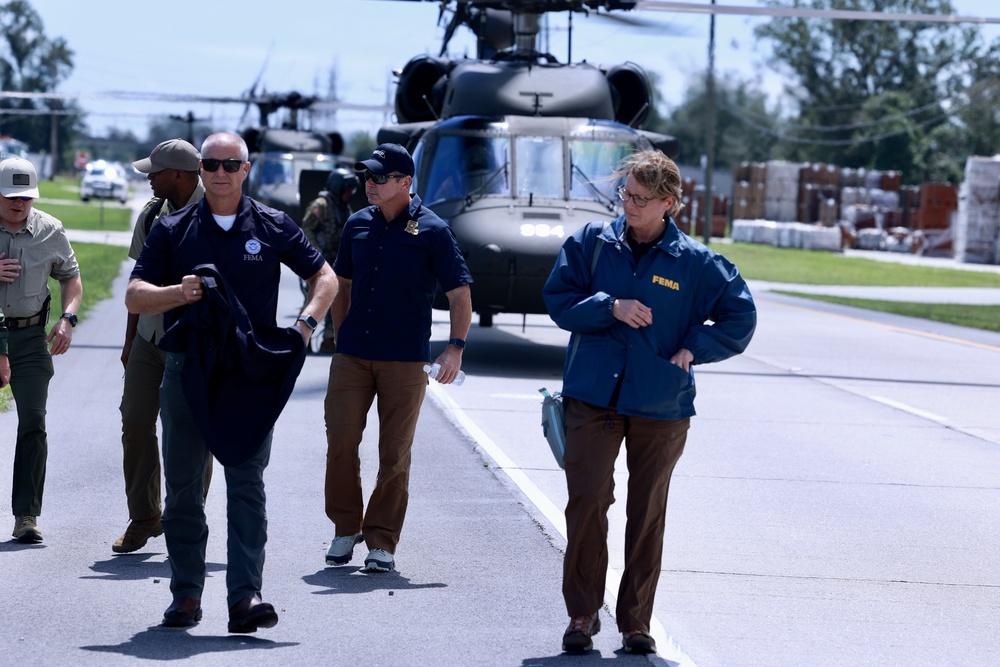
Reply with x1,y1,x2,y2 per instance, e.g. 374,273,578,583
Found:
569,138,636,203
422,135,509,204
254,157,294,187
515,137,563,199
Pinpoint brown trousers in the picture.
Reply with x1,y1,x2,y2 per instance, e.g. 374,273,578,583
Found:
562,396,689,633
323,354,427,553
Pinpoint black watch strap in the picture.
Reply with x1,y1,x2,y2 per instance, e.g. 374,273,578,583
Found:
61,312,78,327
448,337,466,350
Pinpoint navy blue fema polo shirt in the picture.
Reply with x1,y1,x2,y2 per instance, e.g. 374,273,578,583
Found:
334,194,471,362
132,196,325,334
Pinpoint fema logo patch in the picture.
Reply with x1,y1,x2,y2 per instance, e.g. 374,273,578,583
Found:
245,239,261,254
374,149,386,158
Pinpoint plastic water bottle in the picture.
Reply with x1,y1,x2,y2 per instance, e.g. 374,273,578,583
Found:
423,363,466,386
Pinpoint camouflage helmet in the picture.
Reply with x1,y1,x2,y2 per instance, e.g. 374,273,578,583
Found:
326,167,360,198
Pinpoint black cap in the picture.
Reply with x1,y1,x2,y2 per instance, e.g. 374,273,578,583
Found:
354,143,414,177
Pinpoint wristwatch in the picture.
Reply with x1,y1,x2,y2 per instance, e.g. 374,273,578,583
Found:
448,337,466,350
297,314,318,329
61,312,78,327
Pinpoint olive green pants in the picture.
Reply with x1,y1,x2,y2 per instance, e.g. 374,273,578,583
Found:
7,325,54,517
120,333,212,521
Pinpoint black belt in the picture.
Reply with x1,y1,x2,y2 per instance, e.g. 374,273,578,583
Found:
5,312,46,330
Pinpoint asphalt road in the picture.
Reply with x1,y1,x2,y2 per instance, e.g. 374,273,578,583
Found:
2,214,999,665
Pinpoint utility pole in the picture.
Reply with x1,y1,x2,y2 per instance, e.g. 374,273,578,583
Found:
49,101,60,180
169,111,201,144
702,0,717,246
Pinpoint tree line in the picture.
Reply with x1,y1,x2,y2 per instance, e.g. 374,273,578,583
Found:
647,0,1000,185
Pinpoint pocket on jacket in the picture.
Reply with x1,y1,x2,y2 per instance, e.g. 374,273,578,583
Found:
628,353,695,415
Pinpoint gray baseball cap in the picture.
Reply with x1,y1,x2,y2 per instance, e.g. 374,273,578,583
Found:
133,138,201,173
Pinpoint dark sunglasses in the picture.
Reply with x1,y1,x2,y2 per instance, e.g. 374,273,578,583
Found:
201,158,245,173
364,171,406,185
3,195,33,202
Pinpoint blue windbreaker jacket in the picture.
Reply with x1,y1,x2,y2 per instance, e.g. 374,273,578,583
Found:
543,216,756,420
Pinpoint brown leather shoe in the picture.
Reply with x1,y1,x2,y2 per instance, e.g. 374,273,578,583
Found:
112,515,163,553
162,597,202,627
228,596,279,634
562,613,601,653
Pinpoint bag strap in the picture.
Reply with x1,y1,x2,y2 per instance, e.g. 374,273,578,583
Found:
565,221,609,373
143,197,167,235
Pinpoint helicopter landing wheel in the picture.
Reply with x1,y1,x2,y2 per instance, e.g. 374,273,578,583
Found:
479,311,494,328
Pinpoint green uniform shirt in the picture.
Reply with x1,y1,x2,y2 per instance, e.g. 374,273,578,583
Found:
0,207,80,320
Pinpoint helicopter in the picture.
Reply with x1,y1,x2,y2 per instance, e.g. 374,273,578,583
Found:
238,91,358,222
375,0,679,327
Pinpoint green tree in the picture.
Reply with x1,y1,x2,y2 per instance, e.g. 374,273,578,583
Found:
755,0,999,181
653,71,780,170
0,0,83,170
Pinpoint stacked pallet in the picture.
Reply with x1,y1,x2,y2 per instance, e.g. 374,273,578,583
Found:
731,162,766,220
798,162,840,224
764,160,800,222
955,156,1000,265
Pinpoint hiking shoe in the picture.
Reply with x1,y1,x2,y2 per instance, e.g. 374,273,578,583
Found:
362,548,394,572
622,629,657,654
562,613,600,653
325,533,363,565
113,515,163,553
12,515,42,543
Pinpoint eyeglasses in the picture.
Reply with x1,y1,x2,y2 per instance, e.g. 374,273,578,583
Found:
364,171,406,185
616,185,657,208
2,195,32,202
201,158,245,173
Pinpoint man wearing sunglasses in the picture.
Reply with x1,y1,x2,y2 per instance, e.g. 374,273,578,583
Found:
112,139,210,556
322,143,472,574
127,132,337,633
0,157,83,545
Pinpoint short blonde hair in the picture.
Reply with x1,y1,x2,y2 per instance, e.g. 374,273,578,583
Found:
614,150,685,218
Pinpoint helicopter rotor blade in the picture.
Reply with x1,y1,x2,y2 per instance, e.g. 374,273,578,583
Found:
631,0,1000,24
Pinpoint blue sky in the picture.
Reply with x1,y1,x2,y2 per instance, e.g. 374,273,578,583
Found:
24,0,1000,142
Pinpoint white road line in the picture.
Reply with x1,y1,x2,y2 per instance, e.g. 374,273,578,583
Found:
425,382,697,667
869,396,949,423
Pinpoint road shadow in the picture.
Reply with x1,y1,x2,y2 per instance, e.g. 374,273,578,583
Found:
83,554,226,582
520,649,653,665
0,540,46,552
302,566,447,595
81,625,297,660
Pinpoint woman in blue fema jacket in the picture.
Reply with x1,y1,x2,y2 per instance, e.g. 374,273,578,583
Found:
543,150,756,656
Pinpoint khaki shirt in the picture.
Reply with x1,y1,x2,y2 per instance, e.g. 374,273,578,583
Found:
0,208,80,319
130,181,205,343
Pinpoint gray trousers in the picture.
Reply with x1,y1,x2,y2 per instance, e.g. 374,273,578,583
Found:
160,353,271,608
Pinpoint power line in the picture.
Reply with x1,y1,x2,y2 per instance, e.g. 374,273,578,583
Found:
724,99,945,134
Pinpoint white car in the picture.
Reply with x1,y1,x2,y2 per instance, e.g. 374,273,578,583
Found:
80,160,129,203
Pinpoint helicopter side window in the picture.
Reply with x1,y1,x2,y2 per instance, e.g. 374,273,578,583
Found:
515,137,563,199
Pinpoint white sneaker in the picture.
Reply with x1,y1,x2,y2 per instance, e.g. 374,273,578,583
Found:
325,533,363,565
363,548,394,572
